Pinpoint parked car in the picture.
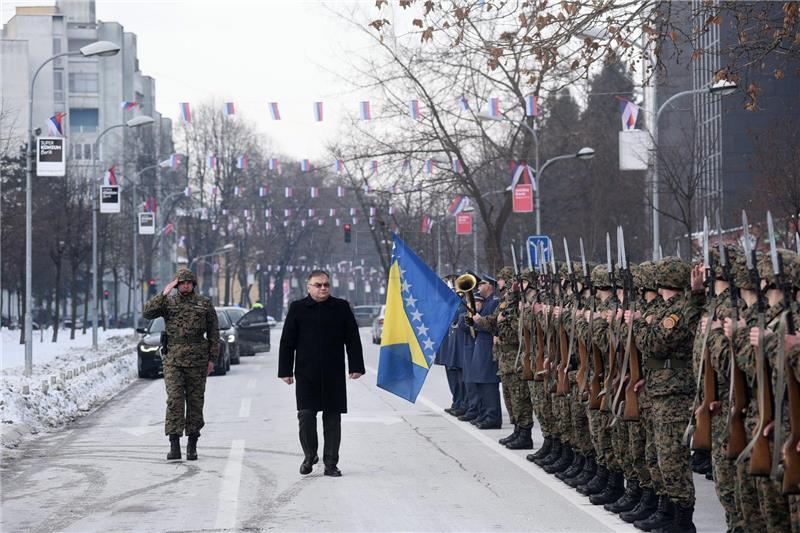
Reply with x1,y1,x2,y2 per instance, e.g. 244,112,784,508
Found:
135,310,232,379
353,305,382,327
218,307,246,364
371,305,386,344
233,307,272,356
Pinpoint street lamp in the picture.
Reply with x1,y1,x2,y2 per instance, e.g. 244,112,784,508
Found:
23,40,121,376
91,115,155,349
479,113,595,234
188,243,235,269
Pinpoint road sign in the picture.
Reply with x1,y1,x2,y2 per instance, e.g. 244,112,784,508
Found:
527,235,552,269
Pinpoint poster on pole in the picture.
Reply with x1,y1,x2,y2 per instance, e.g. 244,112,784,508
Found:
100,186,120,213
138,212,155,234
512,184,534,213
619,129,649,171
455,213,473,235
36,137,66,177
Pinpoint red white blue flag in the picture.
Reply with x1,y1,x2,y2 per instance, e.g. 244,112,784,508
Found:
184,186,192,197
224,102,235,116
488,97,500,118
310,187,320,198
259,186,268,197
525,95,539,117
284,208,292,218
408,99,420,119
308,208,316,217
329,208,336,217
313,102,323,122
447,195,470,216
265,208,272,218
206,155,217,169
121,101,138,111
618,97,639,130
104,166,118,186
402,159,411,173
179,102,191,122
509,162,536,190
359,101,371,120
424,160,433,174
300,159,311,172
236,156,248,169
451,159,462,174
269,102,281,120
420,215,434,234
335,159,345,173
47,112,65,137
337,186,345,198
371,160,378,174
268,158,279,171
285,187,293,198
458,96,469,111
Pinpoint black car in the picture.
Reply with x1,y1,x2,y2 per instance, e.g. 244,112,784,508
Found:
232,307,272,356
218,307,246,364
136,310,232,378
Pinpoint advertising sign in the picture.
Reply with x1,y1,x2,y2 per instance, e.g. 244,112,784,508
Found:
100,186,120,213
138,212,155,235
455,213,473,235
36,137,66,177
512,184,534,213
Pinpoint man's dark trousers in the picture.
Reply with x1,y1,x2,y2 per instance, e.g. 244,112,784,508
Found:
445,367,466,410
298,410,341,466
476,382,501,424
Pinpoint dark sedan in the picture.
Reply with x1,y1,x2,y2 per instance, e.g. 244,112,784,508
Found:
231,307,272,356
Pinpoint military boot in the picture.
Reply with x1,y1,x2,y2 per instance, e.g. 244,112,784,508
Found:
186,434,199,461
654,502,696,533
620,487,658,523
498,425,519,445
690,449,711,475
568,453,596,488
536,437,562,466
167,434,181,460
527,435,552,462
544,443,573,474
557,451,584,481
590,468,625,505
578,463,608,496
634,496,674,532
605,478,641,514
505,425,533,450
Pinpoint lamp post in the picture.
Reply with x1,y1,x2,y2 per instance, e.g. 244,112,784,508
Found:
23,40,121,376
91,115,154,349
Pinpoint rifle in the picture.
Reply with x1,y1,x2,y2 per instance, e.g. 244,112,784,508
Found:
512,243,534,381
577,237,591,398
601,231,620,413
557,239,578,396
726,211,750,459
612,227,631,418
533,251,546,381
521,243,536,382
686,216,717,451
549,250,562,393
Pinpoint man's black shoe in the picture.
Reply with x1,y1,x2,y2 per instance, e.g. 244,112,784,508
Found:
470,417,483,426
444,407,455,415
167,434,181,461
324,465,342,477
450,408,466,417
477,420,502,430
300,455,319,475
458,413,478,422
186,434,199,461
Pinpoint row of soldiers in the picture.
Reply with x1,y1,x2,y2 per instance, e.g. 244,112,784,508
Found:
459,216,800,533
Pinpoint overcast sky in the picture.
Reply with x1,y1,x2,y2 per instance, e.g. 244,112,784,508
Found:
2,0,385,159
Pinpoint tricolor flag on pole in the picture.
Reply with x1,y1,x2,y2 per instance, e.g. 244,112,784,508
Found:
388,205,395,215
350,208,357,216
47,112,66,137
268,158,279,171
424,160,433,174
224,102,235,116
120,101,139,111
104,166,118,186
451,159,462,174
402,159,411,173
234,186,242,197
259,186,268,197
179,102,191,122
310,187,320,198
408,99,420,119
265,221,272,231
371,160,378,174
285,187,293,198
420,215,434,234
488,97,500,118
236,156,248,170
525,95,539,117
509,162,536,190
184,186,192,197
167,154,180,169
212,186,219,196
313,102,323,122
617,97,639,130
206,155,217,169
458,96,469,111
265,208,272,218
369,207,376,216
284,208,292,218
308,208,316,217
329,208,336,217
359,101,371,120
447,195,470,216
269,102,281,120
337,186,345,198
300,159,312,172
335,159,345,173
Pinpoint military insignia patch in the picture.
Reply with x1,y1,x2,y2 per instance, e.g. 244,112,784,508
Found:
662,314,680,329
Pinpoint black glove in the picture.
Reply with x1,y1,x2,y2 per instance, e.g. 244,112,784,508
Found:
464,315,474,327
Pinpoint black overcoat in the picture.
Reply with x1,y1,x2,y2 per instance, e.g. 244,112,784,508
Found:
278,295,365,413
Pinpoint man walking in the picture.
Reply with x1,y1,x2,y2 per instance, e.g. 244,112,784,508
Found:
278,270,365,477
143,267,218,461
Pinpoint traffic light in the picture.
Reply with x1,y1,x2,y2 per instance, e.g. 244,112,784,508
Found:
148,279,157,296
344,223,352,243
103,290,109,300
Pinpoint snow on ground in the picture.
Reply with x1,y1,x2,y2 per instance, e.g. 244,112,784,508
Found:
1,327,139,450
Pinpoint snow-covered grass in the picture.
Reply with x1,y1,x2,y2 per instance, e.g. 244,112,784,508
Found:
1,328,139,450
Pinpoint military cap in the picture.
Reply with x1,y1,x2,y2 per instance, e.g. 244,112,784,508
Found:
496,266,515,281
634,261,658,292
656,256,690,290
756,249,797,286
175,267,197,285
731,252,758,290
477,274,497,286
474,294,485,302
591,264,612,289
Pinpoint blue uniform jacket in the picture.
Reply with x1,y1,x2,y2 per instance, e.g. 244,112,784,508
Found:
457,310,476,379
435,307,460,367
469,294,501,383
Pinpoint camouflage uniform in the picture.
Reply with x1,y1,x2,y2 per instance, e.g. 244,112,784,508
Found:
635,257,700,516
143,268,219,437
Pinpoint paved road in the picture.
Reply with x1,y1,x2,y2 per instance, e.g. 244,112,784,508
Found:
1,328,726,532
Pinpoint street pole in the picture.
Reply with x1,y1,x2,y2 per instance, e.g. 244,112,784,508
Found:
473,222,478,272
436,218,442,276
132,178,139,330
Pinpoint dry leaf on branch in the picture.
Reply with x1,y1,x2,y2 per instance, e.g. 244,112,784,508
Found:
369,19,391,31
421,26,434,42
375,0,388,9
412,19,424,28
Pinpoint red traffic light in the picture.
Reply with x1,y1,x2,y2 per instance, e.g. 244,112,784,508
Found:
344,224,351,231
149,279,156,285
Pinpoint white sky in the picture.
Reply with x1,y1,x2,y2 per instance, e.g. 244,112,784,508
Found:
2,0,386,159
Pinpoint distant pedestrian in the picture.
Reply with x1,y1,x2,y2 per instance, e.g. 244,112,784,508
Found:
142,267,218,461
278,270,365,477
252,300,264,309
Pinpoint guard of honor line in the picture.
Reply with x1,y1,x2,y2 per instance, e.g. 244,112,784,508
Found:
436,210,800,533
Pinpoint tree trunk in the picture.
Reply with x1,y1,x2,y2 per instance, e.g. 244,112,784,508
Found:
82,284,89,335
52,258,62,342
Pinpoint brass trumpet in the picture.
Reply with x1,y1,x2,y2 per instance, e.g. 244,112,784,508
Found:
455,273,479,314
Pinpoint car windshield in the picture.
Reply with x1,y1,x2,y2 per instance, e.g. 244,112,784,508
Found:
148,317,165,333
216,310,232,329
225,308,246,322
354,306,380,317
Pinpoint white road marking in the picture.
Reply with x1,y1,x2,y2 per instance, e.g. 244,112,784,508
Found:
245,378,257,390
342,416,403,425
214,439,245,530
238,398,251,418
364,364,637,532
120,426,159,437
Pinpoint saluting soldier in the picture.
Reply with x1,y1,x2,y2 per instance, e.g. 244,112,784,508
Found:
143,267,219,461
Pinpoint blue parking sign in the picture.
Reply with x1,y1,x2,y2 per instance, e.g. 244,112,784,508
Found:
527,236,552,269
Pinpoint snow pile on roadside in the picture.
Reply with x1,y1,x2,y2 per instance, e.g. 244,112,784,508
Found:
1,333,139,449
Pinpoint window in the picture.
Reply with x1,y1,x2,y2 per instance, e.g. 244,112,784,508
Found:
52,38,63,67
69,108,98,133
53,71,64,102
68,72,98,93
72,143,82,160
83,144,92,160
67,39,93,53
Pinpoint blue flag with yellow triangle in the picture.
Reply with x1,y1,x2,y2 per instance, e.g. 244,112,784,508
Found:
377,234,461,402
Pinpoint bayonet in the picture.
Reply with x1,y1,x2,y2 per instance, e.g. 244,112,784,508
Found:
768,212,779,277
767,211,787,481
580,238,588,278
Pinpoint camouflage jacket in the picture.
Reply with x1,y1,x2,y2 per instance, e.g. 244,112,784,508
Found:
143,291,219,367
636,290,704,398
734,302,783,385
478,288,520,348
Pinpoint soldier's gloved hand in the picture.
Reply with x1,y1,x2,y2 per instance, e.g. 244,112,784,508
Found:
464,315,474,326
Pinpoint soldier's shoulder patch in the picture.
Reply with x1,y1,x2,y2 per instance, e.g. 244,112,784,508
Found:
662,313,680,329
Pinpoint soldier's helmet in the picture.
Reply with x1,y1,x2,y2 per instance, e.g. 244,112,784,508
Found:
495,266,515,281
634,261,658,292
790,255,800,290
656,256,690,290
706,245,740,280
732,251,759,290
175,267,197,287
591,264,611,289
757,249,797,286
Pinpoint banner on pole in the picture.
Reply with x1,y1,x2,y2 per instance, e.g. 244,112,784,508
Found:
100,185,120,213
36,137,66,176
455,213,473,235
512,184,534,213
138,212,155,234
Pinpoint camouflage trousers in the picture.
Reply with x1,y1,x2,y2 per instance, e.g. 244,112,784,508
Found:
629,405,651,490
611,415,632,477
529,380,553,436
754,436,791,533
649,393,695,505
711,403,744,532
501,371,533,428
555,395,571,445
643,401,665,496
588,408,616,469
163,364,208,436
569,391,593,455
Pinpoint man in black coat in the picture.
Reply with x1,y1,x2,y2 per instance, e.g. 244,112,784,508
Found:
278,270,365,477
